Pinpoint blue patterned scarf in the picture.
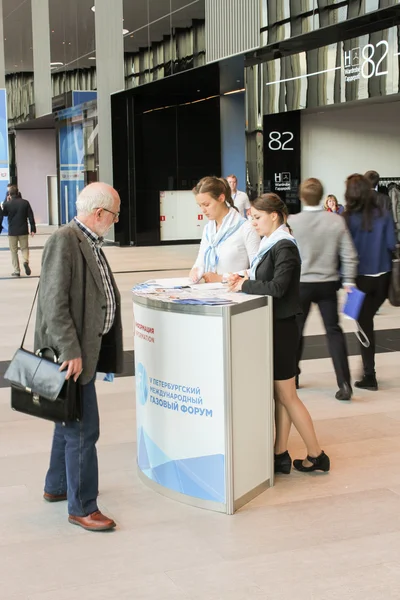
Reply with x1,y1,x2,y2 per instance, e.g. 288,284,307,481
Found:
204,208,246,272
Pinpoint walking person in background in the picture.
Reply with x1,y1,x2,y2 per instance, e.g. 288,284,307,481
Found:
345,174,397,391
2,183,11,206
289,178,358,401
226,174,251,218
0,185,36,277
229,194,330,474
324,194,344,215
364,170,392,213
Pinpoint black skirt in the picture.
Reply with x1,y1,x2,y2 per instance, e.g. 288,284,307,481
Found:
273,317,299,381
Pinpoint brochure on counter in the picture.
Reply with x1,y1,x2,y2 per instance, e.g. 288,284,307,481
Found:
132,278,240,305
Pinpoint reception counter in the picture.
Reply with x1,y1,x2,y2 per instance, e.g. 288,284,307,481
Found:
133,282,274,514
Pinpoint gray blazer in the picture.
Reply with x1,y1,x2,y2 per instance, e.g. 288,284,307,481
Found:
34,220,123,385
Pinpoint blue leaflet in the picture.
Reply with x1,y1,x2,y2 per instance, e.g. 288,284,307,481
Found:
342,288,366,321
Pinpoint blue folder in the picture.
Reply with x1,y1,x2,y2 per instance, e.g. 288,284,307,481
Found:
342,288,366,321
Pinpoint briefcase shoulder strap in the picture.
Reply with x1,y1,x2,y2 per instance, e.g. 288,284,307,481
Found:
22,260,86,352
21,282,40,350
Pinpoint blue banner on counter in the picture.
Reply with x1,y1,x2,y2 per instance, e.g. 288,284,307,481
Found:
0,89,9,233
134,303,226,505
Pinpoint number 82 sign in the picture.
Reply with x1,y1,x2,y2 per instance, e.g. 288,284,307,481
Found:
267,131,294,151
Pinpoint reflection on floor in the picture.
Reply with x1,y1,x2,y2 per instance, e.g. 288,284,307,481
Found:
1,232,400,600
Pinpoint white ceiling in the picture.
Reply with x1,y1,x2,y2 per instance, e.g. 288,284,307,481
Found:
3,0,205,74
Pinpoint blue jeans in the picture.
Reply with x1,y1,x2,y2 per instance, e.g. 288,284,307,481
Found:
44,378,99,516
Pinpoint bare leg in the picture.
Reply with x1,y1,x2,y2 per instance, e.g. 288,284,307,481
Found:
274,377,321,465
274,399,292,454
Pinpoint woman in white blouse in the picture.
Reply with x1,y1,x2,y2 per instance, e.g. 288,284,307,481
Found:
190,177,260,283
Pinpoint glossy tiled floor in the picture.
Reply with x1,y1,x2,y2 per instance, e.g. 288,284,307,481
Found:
1,230,400,600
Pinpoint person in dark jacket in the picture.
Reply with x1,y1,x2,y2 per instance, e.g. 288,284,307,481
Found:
2,183,11,205
364,170,392,213
229,194,330,475
0,185,36,276
345,174,397,391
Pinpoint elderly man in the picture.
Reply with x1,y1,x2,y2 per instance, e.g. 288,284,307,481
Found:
35,182,123,531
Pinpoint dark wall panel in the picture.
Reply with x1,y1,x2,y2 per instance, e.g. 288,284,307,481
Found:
134,107,178,245
112,92,135,246
112,63,222,246
177,97,221,189
263,110,301,214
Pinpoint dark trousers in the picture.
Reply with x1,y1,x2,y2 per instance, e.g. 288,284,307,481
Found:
297,281,351,387
356,273,391,376
44,377,99,517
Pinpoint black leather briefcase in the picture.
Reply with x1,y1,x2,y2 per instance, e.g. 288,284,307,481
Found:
5,347,82,423
10,377,81,423
4,283,82,424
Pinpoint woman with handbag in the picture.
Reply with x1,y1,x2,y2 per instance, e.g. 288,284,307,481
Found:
344,174,397,391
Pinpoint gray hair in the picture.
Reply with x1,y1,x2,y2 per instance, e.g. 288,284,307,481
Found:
76,185,115,216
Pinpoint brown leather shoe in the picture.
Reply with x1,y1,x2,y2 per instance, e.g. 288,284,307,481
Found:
43,492,67,502
68,511,116,532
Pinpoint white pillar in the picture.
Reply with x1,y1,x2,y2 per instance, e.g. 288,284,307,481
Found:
94,0,125,186
31,0,52,117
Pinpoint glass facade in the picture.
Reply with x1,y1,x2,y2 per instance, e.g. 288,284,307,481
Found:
123,0,205,88
3,1,206,123
2,1,206,228
246,4,400,202
48,0,96,102
260,0,400,47
4,0,34,125
257,26,400,115
3,0,400,226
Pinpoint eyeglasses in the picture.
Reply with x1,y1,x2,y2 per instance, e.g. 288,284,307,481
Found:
95,207,120,220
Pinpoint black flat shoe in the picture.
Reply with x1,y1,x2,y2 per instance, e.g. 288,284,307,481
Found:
335,382,352,401
293,451,330,473
274,450,292,474
355,374,378,391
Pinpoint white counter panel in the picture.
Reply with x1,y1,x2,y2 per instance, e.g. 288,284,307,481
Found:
134,303,226,504
231,307,274,505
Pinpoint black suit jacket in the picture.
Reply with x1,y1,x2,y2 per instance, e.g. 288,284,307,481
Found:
242,239,302,320
0,197,36,236
372,190,391,213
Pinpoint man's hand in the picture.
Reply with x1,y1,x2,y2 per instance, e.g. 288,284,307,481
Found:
203,272,223,283
60,358,83,382
31,232,35,237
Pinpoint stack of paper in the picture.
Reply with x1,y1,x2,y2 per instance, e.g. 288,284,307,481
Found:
172,298,234,306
